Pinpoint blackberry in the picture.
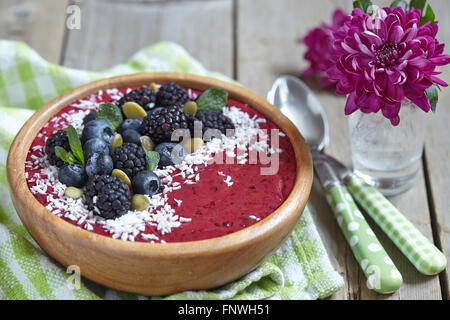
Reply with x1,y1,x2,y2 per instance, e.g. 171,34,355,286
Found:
111,142,146,179
85,174,131,219
117,86,157,112
139,105,189,144
188,110,235,138
156,81,189,108
45,130,70,168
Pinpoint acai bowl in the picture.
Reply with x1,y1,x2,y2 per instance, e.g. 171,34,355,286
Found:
7,73,312,295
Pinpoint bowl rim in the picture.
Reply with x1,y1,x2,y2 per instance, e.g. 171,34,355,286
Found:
7,72,313,259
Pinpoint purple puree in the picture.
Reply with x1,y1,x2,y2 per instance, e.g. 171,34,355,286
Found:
26,87,297,243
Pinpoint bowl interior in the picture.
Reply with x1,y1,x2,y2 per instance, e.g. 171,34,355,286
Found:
7,72,313,258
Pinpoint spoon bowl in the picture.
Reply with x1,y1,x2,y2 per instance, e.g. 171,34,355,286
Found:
267,75,329,152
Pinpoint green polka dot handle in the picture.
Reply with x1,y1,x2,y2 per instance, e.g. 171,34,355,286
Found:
347,176,447,276
326,185,403,294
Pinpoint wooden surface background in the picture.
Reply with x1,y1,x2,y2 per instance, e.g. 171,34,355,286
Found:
1,0,449,300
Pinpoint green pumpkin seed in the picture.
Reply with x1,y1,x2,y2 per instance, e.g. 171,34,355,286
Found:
112,169,131,187
183,101,198,115
140,135,155,152
131,194,150,211
183,137,204,153
123,102,147,119
64,187,84,199
150,82,158,94
110,133,123,151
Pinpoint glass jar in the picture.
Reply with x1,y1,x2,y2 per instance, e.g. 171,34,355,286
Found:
348,99,427,196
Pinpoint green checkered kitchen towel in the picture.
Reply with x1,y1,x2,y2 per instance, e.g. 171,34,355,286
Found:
0,40,344,300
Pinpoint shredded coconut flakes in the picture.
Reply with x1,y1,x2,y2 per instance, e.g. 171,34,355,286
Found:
26,92,285,243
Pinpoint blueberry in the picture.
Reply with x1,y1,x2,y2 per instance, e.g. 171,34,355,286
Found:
81,119,114,145
132,171,161,196
83,138,110,159
58,164,88,187
83,112,97,125
155,142,186,167
121,129,141,145
84,118,109,129
85,153,114,177
118,118,143,133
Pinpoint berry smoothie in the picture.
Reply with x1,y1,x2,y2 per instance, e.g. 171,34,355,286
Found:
25,83,297,243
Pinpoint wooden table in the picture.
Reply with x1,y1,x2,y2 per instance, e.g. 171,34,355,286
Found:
2,0,448,300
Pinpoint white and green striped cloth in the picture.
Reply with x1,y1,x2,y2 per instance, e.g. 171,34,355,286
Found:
0,40,344,300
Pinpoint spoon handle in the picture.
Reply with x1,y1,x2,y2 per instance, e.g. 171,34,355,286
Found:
346,176,447,275
326,185,403,294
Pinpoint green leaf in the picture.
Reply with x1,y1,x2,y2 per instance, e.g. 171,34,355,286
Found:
145,151,160,172
353,0,373,13
196,88,229,112
390,0,408,11
425,84,439,113
54,146,78,165
95,103,123,131
420,4,437,25
409,0,426,11
66,125,84,165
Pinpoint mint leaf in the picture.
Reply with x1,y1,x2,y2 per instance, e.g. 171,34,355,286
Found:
66,125,84,165
353,0,373,13
425,84,439,113
410,0,426,11
390,0,408,11
420,4,437,25
196,88,228,113
145,151,160,172
95,103,123,131
54,146,78,165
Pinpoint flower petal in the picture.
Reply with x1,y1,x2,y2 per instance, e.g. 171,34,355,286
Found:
408,93,431,113
429,76,448,87
389,25,405,44
323,5,450,125
345,93,359,115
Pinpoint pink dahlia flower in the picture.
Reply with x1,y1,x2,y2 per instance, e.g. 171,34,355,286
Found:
328,7,450,125
302,9,350,88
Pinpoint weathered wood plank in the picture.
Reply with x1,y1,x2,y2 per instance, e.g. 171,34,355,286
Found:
237,0,443,299
236,0,354,97
62,0,234,78
0,0,69,64
60,0,448,299
423,0,450,300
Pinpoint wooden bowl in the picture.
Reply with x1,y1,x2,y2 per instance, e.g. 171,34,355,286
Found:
7,73,313,295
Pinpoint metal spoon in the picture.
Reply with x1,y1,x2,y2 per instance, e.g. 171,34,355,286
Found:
268,75,447,278
268,75,403,294
267,75,329,153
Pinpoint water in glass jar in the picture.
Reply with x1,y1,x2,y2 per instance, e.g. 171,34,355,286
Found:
348,100,427,195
